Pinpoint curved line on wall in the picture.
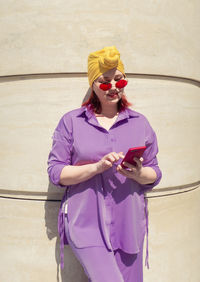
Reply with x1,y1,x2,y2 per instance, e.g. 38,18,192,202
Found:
0,72,199,200
0,72,200,87
0,181,199,201
146,181,200,198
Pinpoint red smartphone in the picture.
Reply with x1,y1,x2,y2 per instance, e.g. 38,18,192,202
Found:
121,146,147,168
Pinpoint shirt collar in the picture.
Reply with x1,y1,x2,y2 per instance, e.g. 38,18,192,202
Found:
77,106,139,129
77,106,94,120
78,106,139,119
77,107,98,128
117,107,139,122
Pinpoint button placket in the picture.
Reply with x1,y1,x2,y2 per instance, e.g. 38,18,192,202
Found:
103,130,117,249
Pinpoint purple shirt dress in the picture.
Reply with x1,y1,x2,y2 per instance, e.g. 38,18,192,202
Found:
47,106,162,269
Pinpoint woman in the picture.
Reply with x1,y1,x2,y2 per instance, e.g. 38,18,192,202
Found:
47,46,162,282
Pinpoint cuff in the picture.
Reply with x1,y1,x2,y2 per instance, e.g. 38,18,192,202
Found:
48,164,68,188
141,166,162,190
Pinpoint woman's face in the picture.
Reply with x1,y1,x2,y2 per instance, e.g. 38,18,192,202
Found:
92,68,126,108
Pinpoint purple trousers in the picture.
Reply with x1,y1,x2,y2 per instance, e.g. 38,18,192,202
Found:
65,222,144,282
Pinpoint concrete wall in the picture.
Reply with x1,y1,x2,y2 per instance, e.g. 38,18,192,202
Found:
0,1,200,281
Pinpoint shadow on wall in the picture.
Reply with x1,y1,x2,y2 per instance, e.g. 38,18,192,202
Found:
44,87,92,282
44,182,88,282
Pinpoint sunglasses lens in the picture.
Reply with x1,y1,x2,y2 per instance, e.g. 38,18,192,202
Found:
99,83,112,91
115,79,128,89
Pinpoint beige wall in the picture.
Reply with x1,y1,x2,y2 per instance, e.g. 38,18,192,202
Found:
1,0,200,80
0,1,200,281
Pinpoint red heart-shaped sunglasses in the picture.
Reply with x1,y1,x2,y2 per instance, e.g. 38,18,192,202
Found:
99,79,128,91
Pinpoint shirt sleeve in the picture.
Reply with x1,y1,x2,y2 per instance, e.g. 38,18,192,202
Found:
141,118,162,190
47,115,73,188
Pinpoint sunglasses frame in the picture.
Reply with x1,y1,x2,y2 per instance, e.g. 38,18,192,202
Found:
99,79,128,91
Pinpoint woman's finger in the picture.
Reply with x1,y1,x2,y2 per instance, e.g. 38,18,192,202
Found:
111,152,120,162
106,154,115,163
118,152,125,159
134,157,142,169
122,161,136,170
117,165,136,177
106,152,121,163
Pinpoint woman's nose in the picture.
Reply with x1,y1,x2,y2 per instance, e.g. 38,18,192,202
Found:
110,81,116,89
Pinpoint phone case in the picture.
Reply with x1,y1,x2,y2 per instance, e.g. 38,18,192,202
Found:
121,146,147,168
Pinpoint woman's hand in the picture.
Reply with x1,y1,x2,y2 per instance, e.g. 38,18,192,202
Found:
117,157,143,179
96,152,124,174
117,157,157,185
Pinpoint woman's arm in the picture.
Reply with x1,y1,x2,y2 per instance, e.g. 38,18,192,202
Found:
59,163,99,185
134,166,157,185
59,152,124,186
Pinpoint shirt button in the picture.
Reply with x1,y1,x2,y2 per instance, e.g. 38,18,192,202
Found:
109,134,115,142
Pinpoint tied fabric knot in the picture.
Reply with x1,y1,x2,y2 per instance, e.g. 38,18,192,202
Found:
58,190,68,269
144,197,150,269
58,205,65,269
98,48,120,69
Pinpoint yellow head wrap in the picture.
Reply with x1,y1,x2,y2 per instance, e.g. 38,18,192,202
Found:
87,46,125,87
